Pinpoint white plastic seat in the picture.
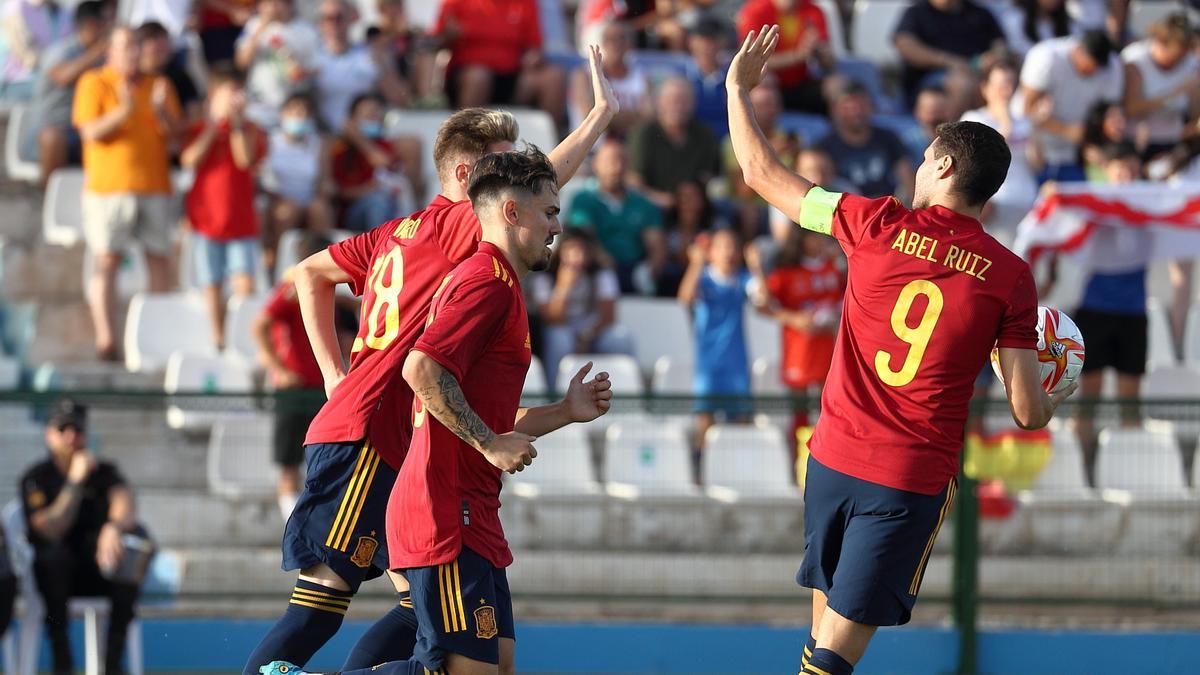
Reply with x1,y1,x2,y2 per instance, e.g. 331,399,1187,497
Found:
223,294,269,366
124,293,216,372
498,107,560,153
751,357,785,396
4,105,38,182
164,352,255,431
523,355,548,397
3,501,144,675
383,109,452,203
651,355,692,395
616,297,693,373
504,424,604,548
744,308,780,364
1016,429,1125,554
42,168,85,246
1145,298,1177,368
556,353,644,396
82,245,148,299
1095,426,1199,554
851,0,907,66
207,414,276,499
705,423,806,553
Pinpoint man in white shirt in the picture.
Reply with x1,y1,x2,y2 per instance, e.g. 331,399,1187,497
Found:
234,0,319,129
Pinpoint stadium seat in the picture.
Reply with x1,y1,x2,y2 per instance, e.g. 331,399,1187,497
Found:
702,424,804,552
206,414,276,499
851,0,906,67
499,107,560,153
1145,298,1177,368
651,355,692,395
1095,426,1199,555
42,168,85,246
872,114,929,163
383,109,452,203
1016,429,1125,554
224,294,269,366
82,245,149,299
164,352,256,431
627,49,696,83
3,500,144,675
0,355,19,389
813,0,848,57
745,307,781,364
604,422,714,550
751,357,785,396
523,355,548,397
556,353,644,395
124,292,216,372
1184,302,1200,367
776,112,832,146
504,424,605,549
3,105,38,182
615,296,693,373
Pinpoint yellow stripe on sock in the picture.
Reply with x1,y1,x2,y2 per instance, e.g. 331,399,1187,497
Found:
325,443,372,548
288,598,348,615
803,665,833,675
291,590,350,607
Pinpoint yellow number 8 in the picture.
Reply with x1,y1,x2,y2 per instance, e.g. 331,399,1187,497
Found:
874,279,944,387
363,246,404,351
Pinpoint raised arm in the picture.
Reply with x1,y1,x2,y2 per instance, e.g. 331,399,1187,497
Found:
295,250,353,397
547,44,618,188
727,26,815,219
514,362,612,437
995,347,1076,430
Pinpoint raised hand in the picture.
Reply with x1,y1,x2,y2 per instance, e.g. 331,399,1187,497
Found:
727,24,780,92
562,361,613,423
587,44,619,118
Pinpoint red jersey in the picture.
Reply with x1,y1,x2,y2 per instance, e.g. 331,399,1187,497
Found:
262,278,324,389
434,0,542,75
184,120,268,241
767,259,844,388
804,189,1037,495
303,197,482,468
389,243,531,569
738,0,829,88
199,0,254,29
331,137,398,192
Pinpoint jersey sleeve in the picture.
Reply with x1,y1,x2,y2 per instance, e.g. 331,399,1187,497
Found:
1019,42,1053,92
995,266,1039,349
437,200,482,263
328,225,390,296
796,187,904,254
414,274,513,382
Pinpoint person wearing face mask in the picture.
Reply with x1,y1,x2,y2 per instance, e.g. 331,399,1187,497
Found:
331,92,409,232
260,93,335,278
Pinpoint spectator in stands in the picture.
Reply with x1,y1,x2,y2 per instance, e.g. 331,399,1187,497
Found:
678,228,763,451
1078,100,1132,180
960,59,1038,237
433,0,566,124
74,25,182,361
566,137,667,293
182,69,267,350
1123,14,1198,165
25,0,110,189
628,76,720,210
570,19,650,137
756,147,852,276
723,81,800,231
331,93,408,232
314,0,407,131
235,0,319,129
688,16,729,139
913,85,953,146
373,0,437,103
737,0,833,114
815,80,914,201
138,21,202,123
255,232,344,520
260,93,334,278
997,0,1073,58
1021,29,1122,183
530,229,634,386
893,0,1007,113
1,0,73,100
20,399,142,675
198,0,255,65
1065,143,1150,482
0,526,12,639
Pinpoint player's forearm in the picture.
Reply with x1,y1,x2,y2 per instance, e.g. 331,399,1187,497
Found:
180,125,217,168
513,402,572,437
295,258,349,384
548,106,615,188
728,85,812,211
107,485,136,531
404,353,498,450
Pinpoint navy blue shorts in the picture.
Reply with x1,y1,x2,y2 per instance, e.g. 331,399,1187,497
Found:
281,440,397,592
797,455,957,626
406,546,515,670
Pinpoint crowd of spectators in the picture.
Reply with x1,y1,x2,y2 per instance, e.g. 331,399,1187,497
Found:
0,0,1197,432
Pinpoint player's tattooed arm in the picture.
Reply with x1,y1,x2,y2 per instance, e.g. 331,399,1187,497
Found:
417,368,498,450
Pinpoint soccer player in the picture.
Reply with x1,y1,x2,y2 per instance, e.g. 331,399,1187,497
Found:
727,27,1078,674
261,148,611,675
242,47,618,674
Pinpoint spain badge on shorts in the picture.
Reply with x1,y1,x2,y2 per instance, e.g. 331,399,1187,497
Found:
350,535,378,568
474,603,498,639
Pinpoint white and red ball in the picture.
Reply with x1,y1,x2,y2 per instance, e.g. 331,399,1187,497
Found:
991,307,1085,394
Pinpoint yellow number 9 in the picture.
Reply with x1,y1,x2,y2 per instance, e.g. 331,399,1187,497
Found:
874,279,944,387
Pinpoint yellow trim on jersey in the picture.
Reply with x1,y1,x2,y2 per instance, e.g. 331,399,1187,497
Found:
491,257,502,279
909,480,958,596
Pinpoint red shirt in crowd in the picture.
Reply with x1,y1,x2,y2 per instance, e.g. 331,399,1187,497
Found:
434,0,542,75
807,192,1037,495
388,242,531,570
198,0,255,29
262,278,325,390
737,0,829,88
767,259,844,389
303,197,482,469
331,137,399,193
184,120,268,241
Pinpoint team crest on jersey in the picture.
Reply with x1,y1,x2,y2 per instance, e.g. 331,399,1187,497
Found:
350,536,378,568
474,604,498,639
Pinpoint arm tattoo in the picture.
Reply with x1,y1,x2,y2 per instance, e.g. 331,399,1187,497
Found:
415,369,497,450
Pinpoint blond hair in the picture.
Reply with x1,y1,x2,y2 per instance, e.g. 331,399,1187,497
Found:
432,108,520,185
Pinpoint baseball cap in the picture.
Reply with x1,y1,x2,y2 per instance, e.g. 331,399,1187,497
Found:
47,398,88,431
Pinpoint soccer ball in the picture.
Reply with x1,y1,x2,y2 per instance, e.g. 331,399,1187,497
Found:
991,307,1085,394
